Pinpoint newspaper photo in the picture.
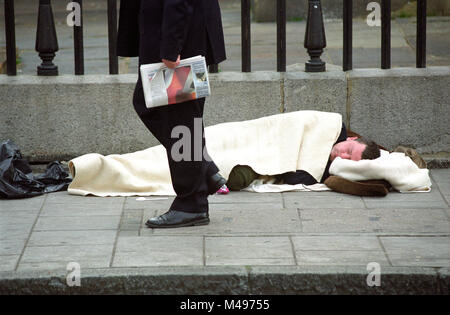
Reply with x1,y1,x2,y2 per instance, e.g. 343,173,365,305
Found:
140,55,211,108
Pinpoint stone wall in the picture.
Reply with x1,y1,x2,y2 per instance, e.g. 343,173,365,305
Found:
0,66,448,162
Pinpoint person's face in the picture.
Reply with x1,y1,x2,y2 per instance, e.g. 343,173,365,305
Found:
330,138,367,161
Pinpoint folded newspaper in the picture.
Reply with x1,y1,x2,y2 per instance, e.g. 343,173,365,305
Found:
140,55,211,108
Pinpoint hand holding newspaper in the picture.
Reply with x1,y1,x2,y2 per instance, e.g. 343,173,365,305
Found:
140,55,211,108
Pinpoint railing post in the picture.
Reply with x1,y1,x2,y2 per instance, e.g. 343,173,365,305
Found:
107,0,119,74
381,0,391,69
241,0,251,72
343,0,353,71
4,0,17,75
72,0,84,75
277,0,286,72
304,0,326,72
416,0,427,68
35,0,59,76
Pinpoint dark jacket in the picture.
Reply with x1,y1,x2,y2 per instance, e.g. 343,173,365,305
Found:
117,0,226,66
276,122,348,185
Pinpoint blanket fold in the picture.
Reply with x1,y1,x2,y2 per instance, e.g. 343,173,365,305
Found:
329,150,432,192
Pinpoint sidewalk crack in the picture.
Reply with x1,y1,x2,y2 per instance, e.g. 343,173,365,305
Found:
429,171,450,220
280,74,286,113
289,235,299,266
110,197,127,268
15,193,48,272
376,235,393,267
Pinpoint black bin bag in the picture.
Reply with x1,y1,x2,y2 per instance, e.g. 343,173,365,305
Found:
0,140,72,199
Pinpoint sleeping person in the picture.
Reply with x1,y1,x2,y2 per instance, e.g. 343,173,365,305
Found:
68,110,383,197
226,123,381,191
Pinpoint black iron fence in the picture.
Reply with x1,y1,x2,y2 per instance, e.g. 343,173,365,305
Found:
2,0,429,76
343,0,427,70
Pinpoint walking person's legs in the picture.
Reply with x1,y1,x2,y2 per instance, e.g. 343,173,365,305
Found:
132,80,223,227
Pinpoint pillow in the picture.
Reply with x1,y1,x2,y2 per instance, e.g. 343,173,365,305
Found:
324,176,392,197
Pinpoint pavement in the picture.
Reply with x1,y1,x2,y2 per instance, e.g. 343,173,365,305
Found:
0,168,449,294
0,0,449,74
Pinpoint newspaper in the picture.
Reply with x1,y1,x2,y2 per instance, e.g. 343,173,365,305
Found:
140,55,211,108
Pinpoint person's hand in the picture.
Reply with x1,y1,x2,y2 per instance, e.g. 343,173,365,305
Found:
346,136,358,141
162,55,180,69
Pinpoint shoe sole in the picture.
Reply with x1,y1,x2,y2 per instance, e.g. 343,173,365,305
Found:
145,218,210,229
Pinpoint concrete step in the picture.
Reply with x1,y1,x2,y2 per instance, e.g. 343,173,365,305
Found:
1,265,448,294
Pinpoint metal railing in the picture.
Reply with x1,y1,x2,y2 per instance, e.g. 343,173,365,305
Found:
2,0,429,76
343,0,427,70
3,0,119,76
4,0,16,75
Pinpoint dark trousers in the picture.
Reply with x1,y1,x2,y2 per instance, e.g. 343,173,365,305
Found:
133,78,218,213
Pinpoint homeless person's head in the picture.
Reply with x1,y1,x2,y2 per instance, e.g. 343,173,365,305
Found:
330,137,380,161
355,137,381,160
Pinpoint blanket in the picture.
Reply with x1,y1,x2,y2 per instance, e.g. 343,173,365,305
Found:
68,110,342,196
329,150,432,192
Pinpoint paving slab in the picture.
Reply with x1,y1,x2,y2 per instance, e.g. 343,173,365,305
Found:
299,208,373,233
0,239,27,256
431,169,450,183
113,236,203,267
0,256,20,272
124,196,173,210
33,215,121,231
0,226,33,242
362,187,448,209
291,236,389,266
0,211,37,240
27,230,117,247
295,250,389,266
364,199,447,209
435,181,450,194
0,211,39,227
380,236,450,267
205,236,295,266
18,244,114,271
120,209,143,231
292,235,382,251
40,202,123,216
209,202,284,211
432,169,450,208
364,208,450,234
210,192,283,204
0,195,46,212
147,208,301,236
284,192,366,209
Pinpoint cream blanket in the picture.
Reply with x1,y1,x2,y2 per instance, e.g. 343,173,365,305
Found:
329,150,432,192
68,110,342,196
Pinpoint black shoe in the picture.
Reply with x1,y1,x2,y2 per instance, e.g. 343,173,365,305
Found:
145,210,210,228
208,173,227,195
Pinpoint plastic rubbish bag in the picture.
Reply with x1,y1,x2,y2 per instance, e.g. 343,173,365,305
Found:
0,139,72,199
